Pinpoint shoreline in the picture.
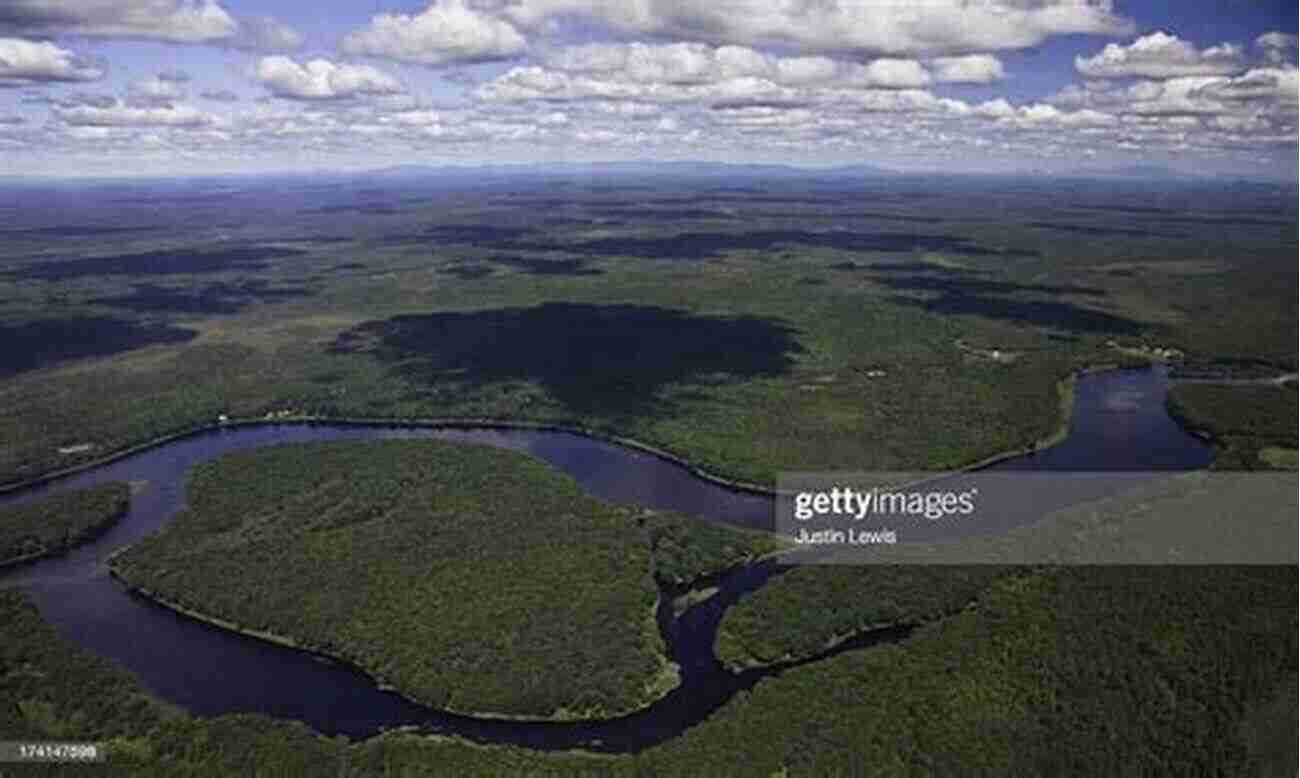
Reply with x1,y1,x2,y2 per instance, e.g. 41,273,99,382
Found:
1,415,780,499
0,362,1138,501
108,569,687,727
0,500,130,571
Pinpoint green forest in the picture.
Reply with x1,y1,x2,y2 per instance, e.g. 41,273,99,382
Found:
109,440,772,720
4,564,1294,777
1167,383,1298,469
0,482,129,567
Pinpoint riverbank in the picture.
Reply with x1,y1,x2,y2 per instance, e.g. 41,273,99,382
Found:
0,362,1143,501
109,570,689,725
101,439,765,727
0,482,130,569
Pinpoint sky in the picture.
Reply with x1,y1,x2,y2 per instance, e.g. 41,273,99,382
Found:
0,0,1296,178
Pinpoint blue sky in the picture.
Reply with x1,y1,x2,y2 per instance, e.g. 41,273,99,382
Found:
0,1,1295,177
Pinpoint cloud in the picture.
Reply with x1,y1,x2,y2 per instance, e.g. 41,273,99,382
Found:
932,54,1005,83
846,88,966,114
1256,32,1298,64
497,0,1132,56
53,98,216,127
774,56,839,86
1076,31,1247,79
0,0,237,43
128,74,187,103
253,56,403,101
854,58,931,89
1193,67,1299,104
0,2,299,52
546,42,767,84
982,101,1117,127
474,64,807,107
486,42,934,109
0,38,106,85
342,0,527,66
198,88,238,102
1051,64,1298,120
230,15,304,52
157,69,190,83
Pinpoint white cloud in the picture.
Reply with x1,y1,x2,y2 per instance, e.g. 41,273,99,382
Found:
498,0,1132,56
1076,31,1247,79
1255,32,1298,65
0,38,105,85
1194,67,1299,104
342,0,527,66
54,99,215,127
774,56,839,86
129,74,186,102
199,89,238,102
231,15,304,53
1050,66,1297,120
384,110,443,127
492,42,934,107
854,59,931,89
932,54,1005,83
0,0,238,43
473,64,809,107
544,42,772,83
254,56,403,101
844,88,967,115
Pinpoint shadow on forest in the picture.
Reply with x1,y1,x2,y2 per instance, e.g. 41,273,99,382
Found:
0,316,197,376
848,212,945,224
831,260,975,274
487,256,603,276
4,225,161,238
591,208,734,221
872,274,1105,297
441,264,495,280
888,293,1145,335
91,281,312,314
514,230,1034,260
10,246,308,281
329,303,803,416
1025,221,1178,238
376,225,535,246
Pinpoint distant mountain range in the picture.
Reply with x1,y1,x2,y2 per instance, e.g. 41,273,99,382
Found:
359,160,1287,183
1058,164,1206,180
362,160,900,180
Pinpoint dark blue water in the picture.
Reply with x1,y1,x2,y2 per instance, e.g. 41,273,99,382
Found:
0,367,1210,752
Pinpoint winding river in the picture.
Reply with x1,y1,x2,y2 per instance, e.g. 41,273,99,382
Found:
0,367,1211,753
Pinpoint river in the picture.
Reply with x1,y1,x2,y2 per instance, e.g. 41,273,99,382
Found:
0,366,1211,752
